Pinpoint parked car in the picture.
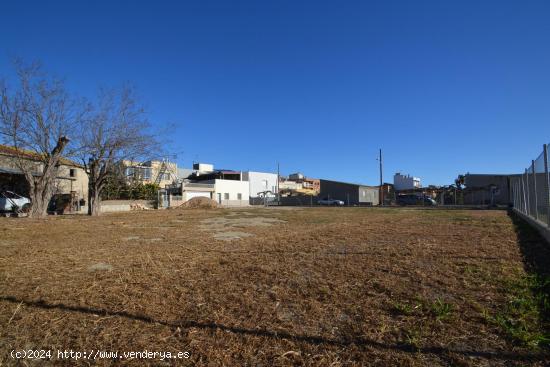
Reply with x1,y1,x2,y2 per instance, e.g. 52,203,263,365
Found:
318,198,345,206
397,194,437,206
0,191,31,213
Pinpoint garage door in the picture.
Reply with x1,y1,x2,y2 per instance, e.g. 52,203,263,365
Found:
186,191,211,200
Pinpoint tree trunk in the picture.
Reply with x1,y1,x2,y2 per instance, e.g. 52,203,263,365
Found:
88,190,101,216
27,179,51,218
28,187,47,218
88,183,102,216
87,161,103,216
22,136,69,219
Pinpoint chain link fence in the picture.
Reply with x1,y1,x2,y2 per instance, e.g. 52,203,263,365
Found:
510,144,550,228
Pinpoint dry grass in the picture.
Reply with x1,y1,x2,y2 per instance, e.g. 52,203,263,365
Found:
0,207,549,366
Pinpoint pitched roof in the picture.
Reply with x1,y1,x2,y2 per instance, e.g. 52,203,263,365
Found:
0,144,82,168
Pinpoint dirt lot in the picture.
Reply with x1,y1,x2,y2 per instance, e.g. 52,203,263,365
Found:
0,207,549,366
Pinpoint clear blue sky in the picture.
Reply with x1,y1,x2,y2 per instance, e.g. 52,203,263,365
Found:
1,1,549,186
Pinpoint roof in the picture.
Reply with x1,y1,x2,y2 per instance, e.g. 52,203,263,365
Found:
0,166,74,180
0,167,40,176
0,144,82,168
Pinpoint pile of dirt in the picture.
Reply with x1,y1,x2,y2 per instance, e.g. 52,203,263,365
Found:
178,197,218,209
130,203,150,211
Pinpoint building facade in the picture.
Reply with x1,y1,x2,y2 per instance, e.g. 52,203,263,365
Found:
359,185,380,205
166,163,249,207
122,159,178,188
212,179,249,206
0,144,89,213
319,179,379,205
279,172,320,196
462,173,516,205
242,171,278,202
394,172,421,191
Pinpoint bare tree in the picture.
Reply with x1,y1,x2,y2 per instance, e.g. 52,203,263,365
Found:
0,61,84,218
78,86,157,216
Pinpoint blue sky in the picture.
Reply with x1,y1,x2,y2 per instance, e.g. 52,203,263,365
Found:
1,1,549,185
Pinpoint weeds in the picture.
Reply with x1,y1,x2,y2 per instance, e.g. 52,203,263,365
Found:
405,326,423,349
392,302,415,316
430,298,453,320
391,298,454,322
485,274,550,348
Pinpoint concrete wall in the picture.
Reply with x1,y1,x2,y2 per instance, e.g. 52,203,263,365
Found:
242,171,278,199
359,186,379,205
513,208,550,244
213,179,250,207
463,174,516,205
100,200,155,213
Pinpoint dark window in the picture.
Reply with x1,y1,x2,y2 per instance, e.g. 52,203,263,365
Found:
69,169,76,178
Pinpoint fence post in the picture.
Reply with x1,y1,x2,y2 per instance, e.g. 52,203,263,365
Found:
527,173,531,215
514,179,521,210
510,180,518,210
544,144,550,227
517,181,521,211
516,181,523,210
532,160,538,220
516,179,521,210
521,173,529,215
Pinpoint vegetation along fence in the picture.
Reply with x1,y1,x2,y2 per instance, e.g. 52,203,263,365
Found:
510,143,550,231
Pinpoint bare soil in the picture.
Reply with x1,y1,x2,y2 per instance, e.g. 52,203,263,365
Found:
0,207,548,366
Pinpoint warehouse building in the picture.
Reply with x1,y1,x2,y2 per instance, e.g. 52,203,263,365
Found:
319,179,379,205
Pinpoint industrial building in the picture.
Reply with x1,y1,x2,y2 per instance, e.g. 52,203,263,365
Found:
319,179,379,206
461,173,518,205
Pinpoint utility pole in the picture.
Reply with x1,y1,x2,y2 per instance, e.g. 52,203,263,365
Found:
379,148,384,205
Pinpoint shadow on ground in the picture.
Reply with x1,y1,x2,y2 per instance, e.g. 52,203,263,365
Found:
509,211,550,335
0,294,547,363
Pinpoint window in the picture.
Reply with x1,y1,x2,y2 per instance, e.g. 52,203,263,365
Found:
69,169,76,178
224,193,229,200
162,173,170,181
237,193,242,200
142,168,152,180
125,167,135,177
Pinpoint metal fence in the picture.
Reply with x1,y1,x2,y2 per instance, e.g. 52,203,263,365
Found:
510,144,550,227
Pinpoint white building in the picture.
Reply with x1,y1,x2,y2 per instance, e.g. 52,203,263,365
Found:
242,171,278,200
212,179,249,206
394,172,421,191
166,163,250,207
